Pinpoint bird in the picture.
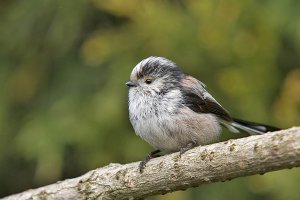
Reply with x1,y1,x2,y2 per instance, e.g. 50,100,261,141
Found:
126,56,280,172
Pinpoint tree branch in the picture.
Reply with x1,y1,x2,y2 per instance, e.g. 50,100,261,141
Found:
3,127,300,200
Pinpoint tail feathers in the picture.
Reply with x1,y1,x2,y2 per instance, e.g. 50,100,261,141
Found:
225,118,281,135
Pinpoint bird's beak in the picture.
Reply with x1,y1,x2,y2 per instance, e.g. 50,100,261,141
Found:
126,80,137,87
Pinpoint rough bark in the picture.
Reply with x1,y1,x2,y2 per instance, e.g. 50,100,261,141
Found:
2,127,300,200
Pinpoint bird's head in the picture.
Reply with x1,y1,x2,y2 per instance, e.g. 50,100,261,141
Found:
126,56,183,95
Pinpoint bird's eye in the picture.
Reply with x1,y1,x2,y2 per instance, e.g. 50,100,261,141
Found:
145,78,152,84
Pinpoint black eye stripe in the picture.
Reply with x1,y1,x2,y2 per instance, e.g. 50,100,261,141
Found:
135,57,184,82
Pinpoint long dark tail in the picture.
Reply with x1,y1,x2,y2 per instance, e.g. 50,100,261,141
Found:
225,118,281,135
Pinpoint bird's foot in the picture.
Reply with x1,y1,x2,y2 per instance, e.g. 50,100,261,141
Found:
180,142,196,158
139,149,161,173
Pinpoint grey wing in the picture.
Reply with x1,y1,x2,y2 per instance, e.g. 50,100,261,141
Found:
180,76,232,121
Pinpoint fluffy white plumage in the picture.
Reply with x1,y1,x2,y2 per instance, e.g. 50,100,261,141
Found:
128,57,221,152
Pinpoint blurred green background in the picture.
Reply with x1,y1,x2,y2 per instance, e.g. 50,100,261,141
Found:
0,0,300,199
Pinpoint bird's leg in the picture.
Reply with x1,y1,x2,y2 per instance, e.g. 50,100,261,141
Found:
180,141,196,157
139,149,161,173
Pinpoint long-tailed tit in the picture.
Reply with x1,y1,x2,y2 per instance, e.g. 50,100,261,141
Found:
126,56,280,172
